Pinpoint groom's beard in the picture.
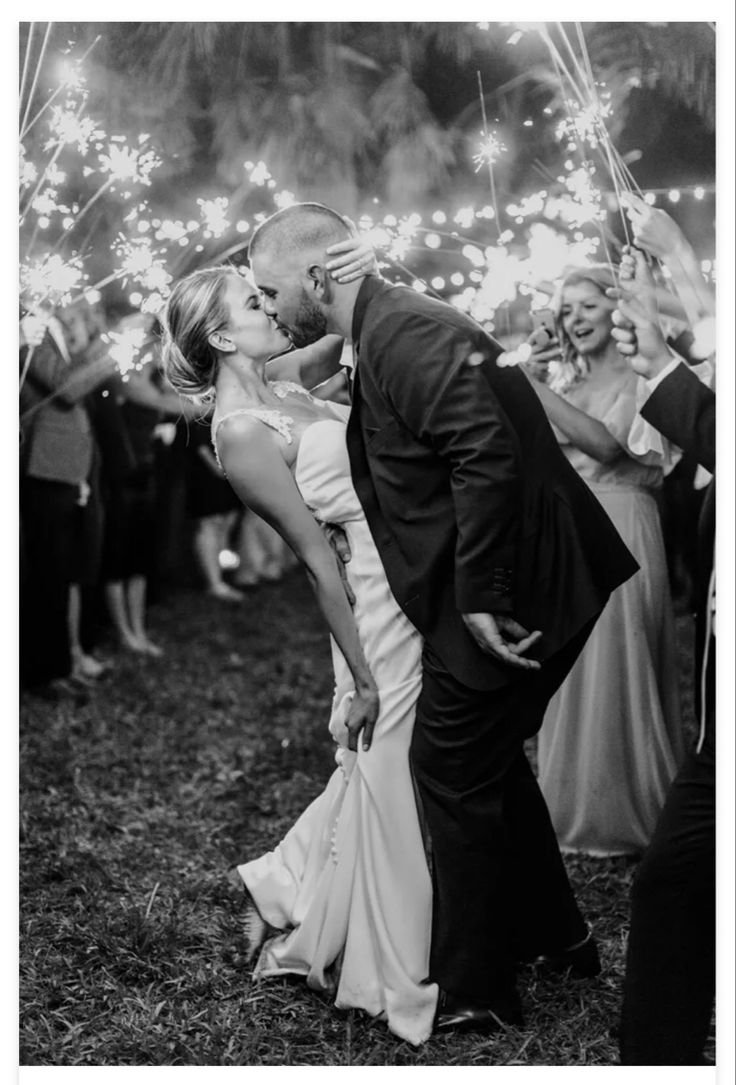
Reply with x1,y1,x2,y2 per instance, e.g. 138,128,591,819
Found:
284,290,328,348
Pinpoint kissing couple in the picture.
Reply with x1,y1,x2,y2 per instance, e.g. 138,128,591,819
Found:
162,202,637,1046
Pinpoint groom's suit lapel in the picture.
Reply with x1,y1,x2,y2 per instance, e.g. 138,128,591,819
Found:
346,358,383,540
346,285,399,562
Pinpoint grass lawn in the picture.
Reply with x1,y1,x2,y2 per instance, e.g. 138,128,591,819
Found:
19,570,706,1066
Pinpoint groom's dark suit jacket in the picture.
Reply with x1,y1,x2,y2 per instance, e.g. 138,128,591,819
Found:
346,276,639,691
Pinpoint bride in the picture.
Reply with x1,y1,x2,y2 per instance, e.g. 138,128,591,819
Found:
161,243,439,1045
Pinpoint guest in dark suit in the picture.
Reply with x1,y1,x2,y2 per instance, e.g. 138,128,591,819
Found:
249,203,638,1031
611,255,716,1064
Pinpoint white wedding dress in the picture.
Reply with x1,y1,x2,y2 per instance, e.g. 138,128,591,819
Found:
213,390,438,1046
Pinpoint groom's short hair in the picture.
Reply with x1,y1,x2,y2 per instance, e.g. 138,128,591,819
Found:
249,202,352,263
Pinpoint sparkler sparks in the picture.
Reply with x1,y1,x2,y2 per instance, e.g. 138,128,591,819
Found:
31,188,70,217
112,236,173,294
57,57,85,92
20,252,86,310
19,147,38,188
560,165,605,227
98,140,161,185
46,109,100,155
555,95,613,150
473,130,507,172
197,197,230,239
102,324,150,376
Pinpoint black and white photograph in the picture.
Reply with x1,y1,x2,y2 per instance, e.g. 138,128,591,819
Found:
15,11,733,1078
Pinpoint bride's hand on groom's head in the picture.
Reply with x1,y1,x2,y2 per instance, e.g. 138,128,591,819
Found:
462,612,542,670
326,232,378,283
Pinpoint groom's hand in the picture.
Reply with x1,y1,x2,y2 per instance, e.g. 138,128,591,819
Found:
462,612,542,670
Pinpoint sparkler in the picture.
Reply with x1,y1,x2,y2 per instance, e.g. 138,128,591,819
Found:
20,22,54,138
475,71,504,242
473,130,507,173
19,251,88,391
19,24,36,122
20,251,86,311
21,36,100,141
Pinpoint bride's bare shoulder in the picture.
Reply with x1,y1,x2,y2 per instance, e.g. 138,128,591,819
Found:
215,410,296,483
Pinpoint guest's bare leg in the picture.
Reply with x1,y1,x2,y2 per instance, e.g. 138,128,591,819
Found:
127,574,162,656
195,515,243,601
104,580,141,651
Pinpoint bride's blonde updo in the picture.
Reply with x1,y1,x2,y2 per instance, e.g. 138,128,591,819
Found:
161,266,239,403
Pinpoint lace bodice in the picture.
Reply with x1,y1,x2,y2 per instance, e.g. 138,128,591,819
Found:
211,380,328,464
212,383,358,525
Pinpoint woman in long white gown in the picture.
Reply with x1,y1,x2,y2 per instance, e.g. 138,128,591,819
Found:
161,259,438,1046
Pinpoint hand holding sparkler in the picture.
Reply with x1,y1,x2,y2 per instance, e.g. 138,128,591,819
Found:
621,193,688,263
20,312,48,349
609,248,673,379
621,192,714,330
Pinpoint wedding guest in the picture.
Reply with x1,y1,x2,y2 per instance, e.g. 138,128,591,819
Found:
57,300,110,682
621,193,715,614
234,508,296,589
609,251,715,1064
90,312,198,655
527,264,684,856
20,301,117,693
186,415,246,602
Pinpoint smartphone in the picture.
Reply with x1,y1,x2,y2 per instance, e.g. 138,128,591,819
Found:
531,308,556,338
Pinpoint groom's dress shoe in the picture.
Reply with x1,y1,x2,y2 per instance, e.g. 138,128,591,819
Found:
526,932,601,978
434,991,525,1034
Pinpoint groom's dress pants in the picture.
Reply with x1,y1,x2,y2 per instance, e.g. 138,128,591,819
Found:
410,619,596,1005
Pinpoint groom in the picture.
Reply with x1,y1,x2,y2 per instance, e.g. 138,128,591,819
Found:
249,203,638,1031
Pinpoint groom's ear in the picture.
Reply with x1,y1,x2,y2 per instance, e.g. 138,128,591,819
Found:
306,262,332,303
207,330,236,353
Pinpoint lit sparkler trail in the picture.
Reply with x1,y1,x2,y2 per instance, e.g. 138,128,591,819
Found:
473,131,507,172
20,100,88,231
475,71,504,242
20,22,54,137
552,23,636,250
539,29,621,274
19,24,36,121
20,35,101,141
47,137,162,255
